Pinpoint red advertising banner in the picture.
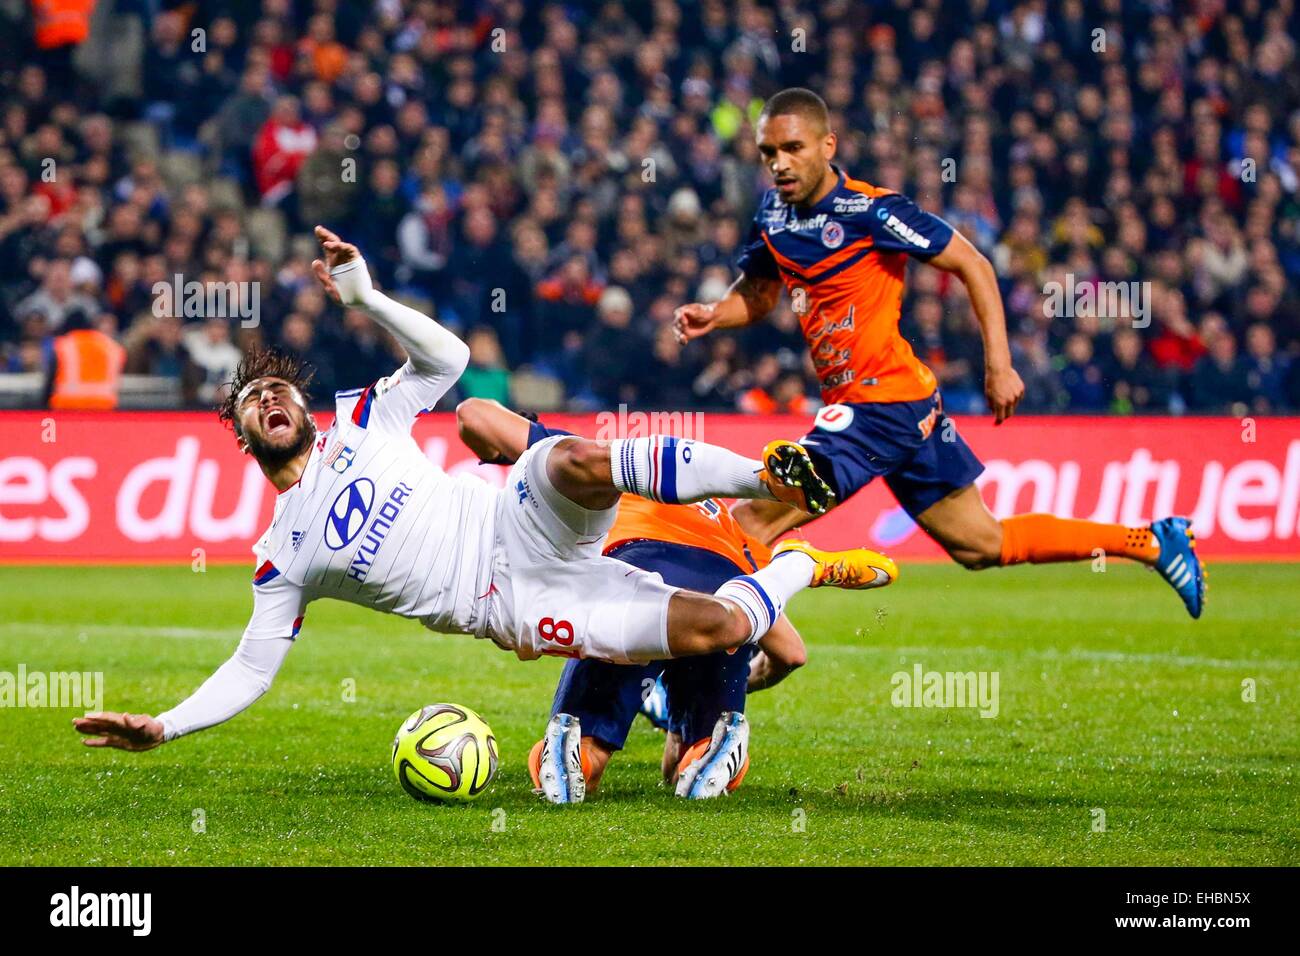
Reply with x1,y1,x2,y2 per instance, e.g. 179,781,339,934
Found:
1,411,1298,562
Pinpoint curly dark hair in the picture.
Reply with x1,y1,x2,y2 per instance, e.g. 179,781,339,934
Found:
218,347,315,437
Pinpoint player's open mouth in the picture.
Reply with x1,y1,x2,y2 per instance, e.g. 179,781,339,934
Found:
264,407,292,436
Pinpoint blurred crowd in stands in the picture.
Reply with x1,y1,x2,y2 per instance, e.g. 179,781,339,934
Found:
2,0,1299,415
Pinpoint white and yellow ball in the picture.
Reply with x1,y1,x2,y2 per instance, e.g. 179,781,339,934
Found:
392,703,498,802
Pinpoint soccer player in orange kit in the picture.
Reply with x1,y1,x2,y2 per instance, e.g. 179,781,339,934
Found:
674,89,1205,619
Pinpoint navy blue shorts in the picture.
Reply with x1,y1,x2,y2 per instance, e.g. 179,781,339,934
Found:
549,540,751,750
800,392,985,518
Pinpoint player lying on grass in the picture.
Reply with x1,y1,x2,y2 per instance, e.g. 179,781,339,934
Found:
673,88,1206,618
74,227,896,752
457,398,829,801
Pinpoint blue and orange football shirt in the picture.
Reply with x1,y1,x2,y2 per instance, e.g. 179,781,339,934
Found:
736,165,954,405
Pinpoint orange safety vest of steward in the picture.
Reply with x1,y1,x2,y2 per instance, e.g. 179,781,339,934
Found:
33,0,96,50
50,329,125,410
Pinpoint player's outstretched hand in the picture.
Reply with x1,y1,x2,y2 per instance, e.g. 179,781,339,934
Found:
73,711,165,751
311,225,364,305
986,365,1025,425
672,302,718,344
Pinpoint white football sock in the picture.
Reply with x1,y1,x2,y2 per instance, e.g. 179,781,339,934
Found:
608,437,776,504
714,550,816,644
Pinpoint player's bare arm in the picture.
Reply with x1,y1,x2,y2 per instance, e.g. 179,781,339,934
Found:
749,614,808,691
455,398,531,464
672,271,783,344
928,230,1026,425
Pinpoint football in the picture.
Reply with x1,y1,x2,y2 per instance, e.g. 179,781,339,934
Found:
391,703,499,803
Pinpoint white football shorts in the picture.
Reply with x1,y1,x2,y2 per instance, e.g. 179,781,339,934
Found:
487,435,678,664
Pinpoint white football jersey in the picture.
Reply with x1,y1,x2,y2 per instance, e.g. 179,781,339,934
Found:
244,361,498,644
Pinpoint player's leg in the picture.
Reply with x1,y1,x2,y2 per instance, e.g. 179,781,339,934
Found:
503,433,832,567
917,485,1162,569
894,408,1207,618
546,434,836,515
910,484,1003,569
463,400,832,515
915,485,1206,617
666,539,897,657
730,496,811,546
730,401,918,545
526,541,762,803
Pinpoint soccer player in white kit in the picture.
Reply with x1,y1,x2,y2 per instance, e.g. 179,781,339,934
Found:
73,227,896,752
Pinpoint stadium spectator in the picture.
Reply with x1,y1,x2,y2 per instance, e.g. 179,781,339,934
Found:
211,63,273,187
457,326,511,405
443,206,506,331
1243,322,1290,413
15,257,98,330
1102,327,1168,415
535,254,603,354
1059,333,1108,412
125,313,200,404
908,293,986,411
47,307,125,410
184,316,243,407
333,307,398,390
278,311,336,398
1190,323,1255,413
252,95,317,208
737,354,817,416
583,285,647,406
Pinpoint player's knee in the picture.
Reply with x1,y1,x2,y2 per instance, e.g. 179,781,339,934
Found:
549,437,608,485
668,593,750,657
698,599,750,653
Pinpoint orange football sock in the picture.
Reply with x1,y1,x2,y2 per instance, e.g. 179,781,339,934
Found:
578,739,597,783
999,514,1157,566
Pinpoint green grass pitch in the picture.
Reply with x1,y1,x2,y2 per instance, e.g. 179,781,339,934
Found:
1,562,1296,866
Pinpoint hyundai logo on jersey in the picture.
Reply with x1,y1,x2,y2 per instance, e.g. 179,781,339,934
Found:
347,481,415,583
325,478,375,550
